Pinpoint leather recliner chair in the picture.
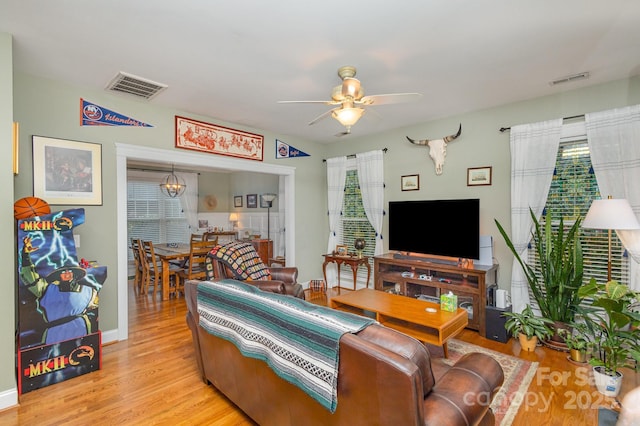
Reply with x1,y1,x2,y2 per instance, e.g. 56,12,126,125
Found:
205,241,305,299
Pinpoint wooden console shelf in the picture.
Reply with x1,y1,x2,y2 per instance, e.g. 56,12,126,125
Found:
374,253,497,337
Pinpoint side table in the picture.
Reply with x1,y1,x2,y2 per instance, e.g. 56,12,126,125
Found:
322,254,371,291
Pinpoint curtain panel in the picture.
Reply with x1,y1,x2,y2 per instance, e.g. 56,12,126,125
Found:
508,119,562,312
355,150,385,255
325,157,347,284
586,104,640,290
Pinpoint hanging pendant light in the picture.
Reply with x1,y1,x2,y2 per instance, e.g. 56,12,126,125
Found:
159,164,186,198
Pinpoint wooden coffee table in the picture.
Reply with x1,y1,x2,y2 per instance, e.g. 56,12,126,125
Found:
330,289,468,357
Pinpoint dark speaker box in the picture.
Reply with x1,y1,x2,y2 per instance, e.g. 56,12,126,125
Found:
485,305,511,343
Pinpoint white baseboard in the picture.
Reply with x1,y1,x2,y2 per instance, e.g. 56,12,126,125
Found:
101,328,119,344
0,387,18,411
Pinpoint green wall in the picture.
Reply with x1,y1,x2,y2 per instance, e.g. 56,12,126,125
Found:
197,171,231,212
0,33,17,405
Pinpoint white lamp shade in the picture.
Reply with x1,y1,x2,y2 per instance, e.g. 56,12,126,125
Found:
582,198,640,230
262,193,277,203
332,107,365,127
229,213,239,221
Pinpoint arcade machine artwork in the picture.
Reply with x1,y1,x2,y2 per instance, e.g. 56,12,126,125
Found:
16,202,106,394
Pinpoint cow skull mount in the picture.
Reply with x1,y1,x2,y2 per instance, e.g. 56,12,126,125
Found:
406,124,462,175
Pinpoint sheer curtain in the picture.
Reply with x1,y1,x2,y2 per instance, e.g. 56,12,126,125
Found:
325,156,347,285
508,119,562,312
176,172,199,233
356,150,385,255
586,104,640,289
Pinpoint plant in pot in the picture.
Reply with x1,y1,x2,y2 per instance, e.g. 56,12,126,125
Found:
577,278,640,397
495,209,583,349
503,304,554,351
558,323,590,363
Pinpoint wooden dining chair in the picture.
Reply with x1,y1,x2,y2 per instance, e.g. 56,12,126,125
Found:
130,238,145,294
202,232,219,243
176,239,218,296
142,240,180,298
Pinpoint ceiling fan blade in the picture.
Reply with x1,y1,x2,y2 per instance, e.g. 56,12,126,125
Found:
278,100,340,105
358,93,423,106
308,108,336,126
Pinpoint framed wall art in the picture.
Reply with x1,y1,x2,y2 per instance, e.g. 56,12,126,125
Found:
234,195,243,207
247,194,258,208
467,166,492,186
175,115,264,161
32,136,103,205
401,174,420,191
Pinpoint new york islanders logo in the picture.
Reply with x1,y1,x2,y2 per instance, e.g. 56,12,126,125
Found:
83,103,103,121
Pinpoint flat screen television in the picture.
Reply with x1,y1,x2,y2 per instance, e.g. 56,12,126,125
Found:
388,198,480,260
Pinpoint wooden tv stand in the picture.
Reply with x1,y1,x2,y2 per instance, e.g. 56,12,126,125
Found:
374,253,498,337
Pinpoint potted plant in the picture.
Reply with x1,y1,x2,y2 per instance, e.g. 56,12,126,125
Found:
495,209,583,346
558,323,590,363
577,278,640,396
503,304,554,351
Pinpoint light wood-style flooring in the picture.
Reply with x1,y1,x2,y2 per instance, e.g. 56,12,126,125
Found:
0,284,637,425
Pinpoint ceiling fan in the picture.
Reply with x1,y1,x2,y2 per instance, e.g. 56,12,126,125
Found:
278,66,422,136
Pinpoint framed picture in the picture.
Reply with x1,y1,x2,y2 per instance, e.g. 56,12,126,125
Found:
32,135,103,205
247,194,258,208
234,195,243,207
467,166,492,186
175,115,264,161
335,245,348,256
401,174,420,191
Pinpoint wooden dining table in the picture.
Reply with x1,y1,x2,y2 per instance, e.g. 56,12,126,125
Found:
152,243,191,301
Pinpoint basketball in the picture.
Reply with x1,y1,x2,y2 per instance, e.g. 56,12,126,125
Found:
14,197,51,220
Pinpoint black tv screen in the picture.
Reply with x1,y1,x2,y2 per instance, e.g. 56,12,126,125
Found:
388,199,480,259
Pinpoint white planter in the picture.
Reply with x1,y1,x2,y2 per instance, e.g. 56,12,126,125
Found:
593,366,623,397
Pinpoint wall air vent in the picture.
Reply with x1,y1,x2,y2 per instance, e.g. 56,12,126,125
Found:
549,72,590,86
106,72,167,100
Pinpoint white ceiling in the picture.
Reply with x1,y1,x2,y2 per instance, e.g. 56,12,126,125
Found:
2,1,640,143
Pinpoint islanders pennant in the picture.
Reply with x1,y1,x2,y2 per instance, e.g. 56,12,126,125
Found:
276,139,310,159
80,99,153,127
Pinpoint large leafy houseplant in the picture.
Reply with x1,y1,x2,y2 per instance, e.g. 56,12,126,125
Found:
577,279,640,376
504,304,554,340
495,209,584,324
503,304,553,351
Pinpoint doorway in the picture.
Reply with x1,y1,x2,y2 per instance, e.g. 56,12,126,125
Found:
115,143,296,341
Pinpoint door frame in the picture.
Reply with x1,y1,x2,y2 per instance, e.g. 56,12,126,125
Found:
115,143,296,341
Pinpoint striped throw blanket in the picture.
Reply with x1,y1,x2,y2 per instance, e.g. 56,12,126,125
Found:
197,279,376,412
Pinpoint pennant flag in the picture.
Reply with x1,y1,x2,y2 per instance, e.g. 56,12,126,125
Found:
80,98,153,127
276,139,310,159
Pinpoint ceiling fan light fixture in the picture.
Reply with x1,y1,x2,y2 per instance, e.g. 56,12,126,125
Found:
332,107,365,127
341,77,362,98
159,165,186,198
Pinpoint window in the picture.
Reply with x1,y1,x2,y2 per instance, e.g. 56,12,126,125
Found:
339,169,376,286
527,138,628,292
127,171,189,259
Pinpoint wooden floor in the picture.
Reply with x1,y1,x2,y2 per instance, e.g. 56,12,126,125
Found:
0,284,637,425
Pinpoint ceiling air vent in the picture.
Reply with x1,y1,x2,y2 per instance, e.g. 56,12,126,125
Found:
106,71,167,100
549,72,590,86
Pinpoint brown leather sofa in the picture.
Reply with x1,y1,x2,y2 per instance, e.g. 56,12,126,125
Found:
185,280,504,426
206,252,305,299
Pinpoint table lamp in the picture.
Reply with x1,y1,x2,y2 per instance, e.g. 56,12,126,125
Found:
582,196,640,281
229,212,238,229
